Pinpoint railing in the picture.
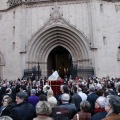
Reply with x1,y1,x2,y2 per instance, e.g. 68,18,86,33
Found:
23,68,41,80
70,65,94,79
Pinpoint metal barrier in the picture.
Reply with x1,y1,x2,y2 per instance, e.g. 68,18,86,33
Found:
23,67,41,80
70,65,94,79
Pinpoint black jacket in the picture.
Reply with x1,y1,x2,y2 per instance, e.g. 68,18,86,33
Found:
0,105,13,116
10,102,35,120
71,93,82,111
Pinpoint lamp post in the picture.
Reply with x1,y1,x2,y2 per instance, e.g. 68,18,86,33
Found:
38,62,40,80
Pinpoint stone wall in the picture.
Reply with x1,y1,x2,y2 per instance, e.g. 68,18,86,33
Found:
0,0,120,79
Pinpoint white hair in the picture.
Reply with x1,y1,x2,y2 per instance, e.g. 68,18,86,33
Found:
48,96,57,108
97,96,106,108
96,84,102,90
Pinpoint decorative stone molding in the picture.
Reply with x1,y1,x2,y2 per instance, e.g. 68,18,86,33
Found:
102,0,120,2
8,0,22,7
7,0,90,8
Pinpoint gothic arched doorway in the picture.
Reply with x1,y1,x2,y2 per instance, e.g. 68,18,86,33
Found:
47,46,72,78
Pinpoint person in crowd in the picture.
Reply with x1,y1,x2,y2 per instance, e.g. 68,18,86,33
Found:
36,86,44,96
90,96,107,120
77,87,87,101
102,95,120,120
10,92,35,120
47,89,54,99
71,85,82,111
72,101,91,120
103,90,116,97
106,84,116,95
116,86,120,97
0,96,13,116
3,88,13,100
48,96,57,117
39,94,47,101
95,84,104,97
48,96,57,108
0,84,7,105
56,93,76,119
0,116,13,120
11,84,17,103
57,85,69,105
87,85,98,115
33,101,53,120
28,89,39,107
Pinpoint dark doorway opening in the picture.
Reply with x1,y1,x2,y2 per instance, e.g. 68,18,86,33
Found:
47,46,72,79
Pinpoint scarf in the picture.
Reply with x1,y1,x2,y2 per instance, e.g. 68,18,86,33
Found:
94,108,105,114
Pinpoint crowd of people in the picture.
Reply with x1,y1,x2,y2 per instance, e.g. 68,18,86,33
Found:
0,76,120,120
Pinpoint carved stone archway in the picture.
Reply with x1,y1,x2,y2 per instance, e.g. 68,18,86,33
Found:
27,2,91,78
27,24,91,77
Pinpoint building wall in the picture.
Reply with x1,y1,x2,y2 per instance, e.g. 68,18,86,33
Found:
0,0,120,79
91,1,120,77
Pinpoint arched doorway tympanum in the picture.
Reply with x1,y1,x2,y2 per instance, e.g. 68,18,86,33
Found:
27,25,91,79
47,46,72,78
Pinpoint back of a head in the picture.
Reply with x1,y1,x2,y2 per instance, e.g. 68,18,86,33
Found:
96,84,102,90
72,85,77,93
106,95,120,114
104,90,115,97
61,93,70,102
0,116,13,120
16,92,28,101
39,94,47,101
6,88,11,94
117,86,120,93
97,96,106,108
36,101,51,116
31,89,36,95
77,87,82,92
63,85,69,93
48,96,57,108
89,85,95,92
47,89,54,98
80,101,91,112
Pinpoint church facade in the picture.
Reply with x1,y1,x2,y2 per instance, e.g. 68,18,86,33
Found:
0,0,120,80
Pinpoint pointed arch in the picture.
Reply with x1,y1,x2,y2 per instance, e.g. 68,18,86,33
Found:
27,24,91,77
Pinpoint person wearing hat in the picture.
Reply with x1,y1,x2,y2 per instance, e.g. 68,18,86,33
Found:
10,92,35,120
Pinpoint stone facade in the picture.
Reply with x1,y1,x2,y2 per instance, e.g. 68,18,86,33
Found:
0,0,120,80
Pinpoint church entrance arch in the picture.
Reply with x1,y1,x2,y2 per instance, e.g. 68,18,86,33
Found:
27,25,91,78
47,46,72,78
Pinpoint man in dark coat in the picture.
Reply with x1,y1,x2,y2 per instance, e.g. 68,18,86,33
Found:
90,96,107,120
10,92,35,120
71,85,82,111
56,93,77,119
87,85,98,115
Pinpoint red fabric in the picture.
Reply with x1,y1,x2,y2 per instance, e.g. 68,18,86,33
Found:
47,80,63,95
94,108,106,114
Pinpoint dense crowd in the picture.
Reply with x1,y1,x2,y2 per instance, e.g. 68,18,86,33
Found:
0,76,120,120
